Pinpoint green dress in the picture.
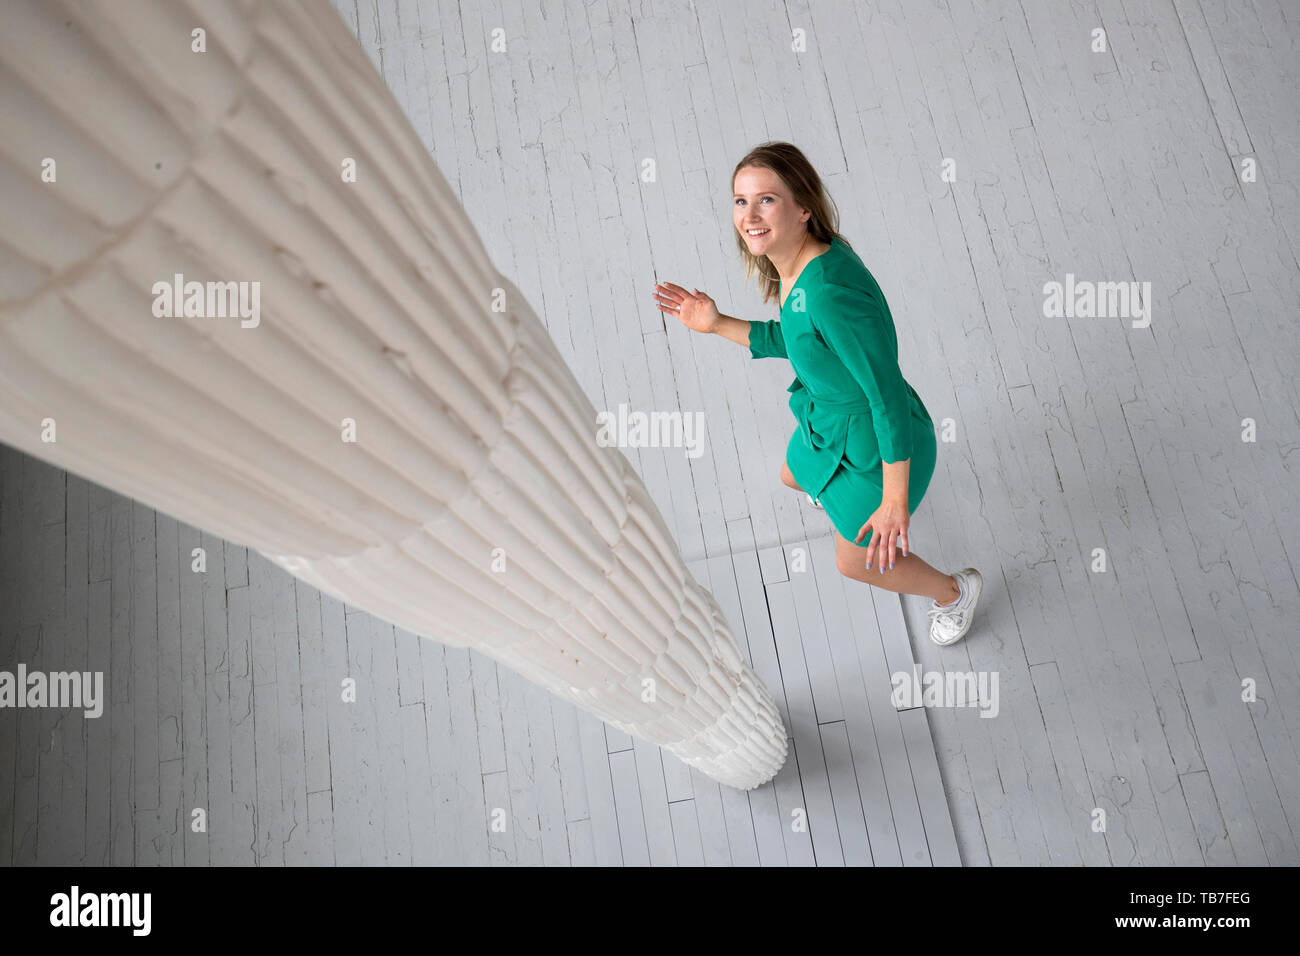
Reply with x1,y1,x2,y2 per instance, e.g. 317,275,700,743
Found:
748,235,938,547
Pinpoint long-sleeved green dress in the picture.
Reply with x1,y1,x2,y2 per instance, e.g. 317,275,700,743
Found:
748,235,938,548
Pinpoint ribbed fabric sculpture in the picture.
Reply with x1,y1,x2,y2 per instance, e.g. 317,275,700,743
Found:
0,0,787,789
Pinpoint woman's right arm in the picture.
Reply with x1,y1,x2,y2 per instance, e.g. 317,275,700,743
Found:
711,313,751,347
721,313,788,360
652,282,787,359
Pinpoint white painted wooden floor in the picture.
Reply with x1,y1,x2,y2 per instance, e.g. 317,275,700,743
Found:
3,0,1299,865
0,445,957,865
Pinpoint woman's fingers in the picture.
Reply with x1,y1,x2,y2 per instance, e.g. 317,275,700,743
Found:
881,528,907,570
657,282,706,308
653,283,679,304
652,286,685,318
653,284,695,309
859,520,909,572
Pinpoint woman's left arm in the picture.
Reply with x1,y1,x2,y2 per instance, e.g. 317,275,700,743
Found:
813,280,915,568
811,280,914,470
880,459,910,509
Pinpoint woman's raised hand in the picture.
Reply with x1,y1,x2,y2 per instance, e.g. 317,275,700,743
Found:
652,282,720,334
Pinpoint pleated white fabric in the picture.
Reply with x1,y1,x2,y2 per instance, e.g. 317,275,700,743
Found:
0,0,787,788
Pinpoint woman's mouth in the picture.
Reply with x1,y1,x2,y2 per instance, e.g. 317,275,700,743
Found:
746,228,770,238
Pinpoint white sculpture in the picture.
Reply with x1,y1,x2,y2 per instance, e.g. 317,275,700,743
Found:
0,0,787,789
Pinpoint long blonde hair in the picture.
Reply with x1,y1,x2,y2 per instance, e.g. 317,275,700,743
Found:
732,142,849,306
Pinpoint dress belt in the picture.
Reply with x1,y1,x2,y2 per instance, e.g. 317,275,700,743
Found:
806,391,873,414
793,387,874,451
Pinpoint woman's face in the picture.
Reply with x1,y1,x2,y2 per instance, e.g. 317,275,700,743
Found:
733,165,809,259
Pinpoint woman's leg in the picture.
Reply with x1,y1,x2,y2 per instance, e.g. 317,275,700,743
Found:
834,530,959,604
780,459,803,492
789,462,953,600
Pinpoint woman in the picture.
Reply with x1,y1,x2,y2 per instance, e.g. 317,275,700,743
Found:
652,142,982,646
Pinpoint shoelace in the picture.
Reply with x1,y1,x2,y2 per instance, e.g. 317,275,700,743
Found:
927,604,963,630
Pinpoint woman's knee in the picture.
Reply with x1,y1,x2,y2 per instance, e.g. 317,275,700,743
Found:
780,460,800,490
834,535,869,577
835,548,864,577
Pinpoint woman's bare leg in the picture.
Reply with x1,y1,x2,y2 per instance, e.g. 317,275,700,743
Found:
780,459,803,492
782,462,953,602
834,530,959,604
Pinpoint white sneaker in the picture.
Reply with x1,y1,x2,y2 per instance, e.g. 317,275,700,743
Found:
928,568,982,645
806,494,824,510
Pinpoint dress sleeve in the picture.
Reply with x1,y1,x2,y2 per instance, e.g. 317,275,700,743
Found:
811,280,914,463
747,319,788,360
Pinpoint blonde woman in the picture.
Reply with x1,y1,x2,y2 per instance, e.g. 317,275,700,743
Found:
653,142,982,645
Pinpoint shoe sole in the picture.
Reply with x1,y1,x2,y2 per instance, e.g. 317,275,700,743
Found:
931,568,982,646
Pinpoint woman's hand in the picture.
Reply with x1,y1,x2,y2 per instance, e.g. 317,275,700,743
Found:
854,499,910,573
652,282,720,334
